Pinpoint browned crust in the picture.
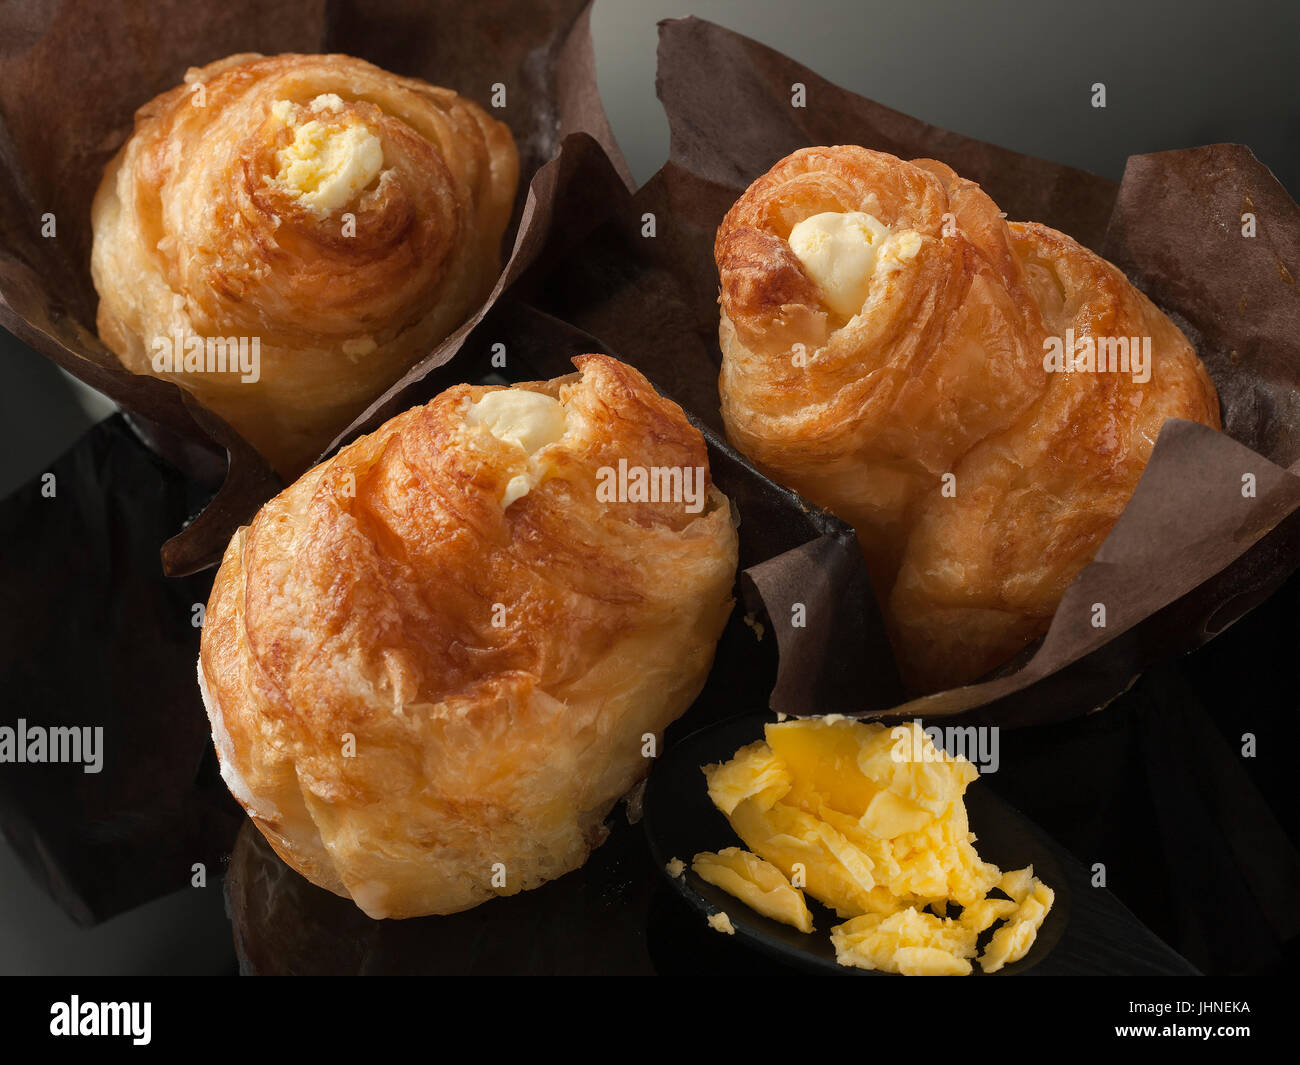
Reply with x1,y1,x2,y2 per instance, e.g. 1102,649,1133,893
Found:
715,147,1221,692
91,52,519,477
199,354,739,917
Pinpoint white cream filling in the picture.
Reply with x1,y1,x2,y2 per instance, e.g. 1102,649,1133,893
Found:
272,96,384,217
788,211,922,318
464,389,569,507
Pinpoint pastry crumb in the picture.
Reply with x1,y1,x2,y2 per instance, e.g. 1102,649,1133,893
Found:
707,911,735,935
665,857,685,878
742,612,765,641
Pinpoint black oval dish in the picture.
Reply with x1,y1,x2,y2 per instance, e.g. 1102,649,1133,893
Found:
643,711,1070,976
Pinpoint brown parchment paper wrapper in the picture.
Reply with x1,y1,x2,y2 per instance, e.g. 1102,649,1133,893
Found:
520,16,1300,727
0,0,630,575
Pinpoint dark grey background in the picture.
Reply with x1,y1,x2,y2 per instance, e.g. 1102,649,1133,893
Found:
2,0,1297,974
594,0,1299,194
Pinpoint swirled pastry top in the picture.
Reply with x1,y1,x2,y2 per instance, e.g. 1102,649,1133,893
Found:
91,52,518,476
716,146,1220,692
198,354,739,918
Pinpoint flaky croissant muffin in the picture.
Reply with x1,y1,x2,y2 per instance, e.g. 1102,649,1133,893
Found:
92,52,518,477
198,354,738,919
716,146,1220,692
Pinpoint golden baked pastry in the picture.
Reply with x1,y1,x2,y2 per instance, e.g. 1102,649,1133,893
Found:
716,146,1220,692
92,52,518,477
198,354,739,919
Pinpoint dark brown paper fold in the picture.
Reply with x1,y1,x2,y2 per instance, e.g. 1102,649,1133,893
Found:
520,16,1300,724
0,415,243,925
654,17,1120,255
1103,143,1300,464
0,0,629,575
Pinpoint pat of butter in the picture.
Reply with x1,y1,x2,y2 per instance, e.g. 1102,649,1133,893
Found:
880,229,923,270
788,211,889,317
692,847,815,933
501,474,533,508
701,717,1053,976
465,389,569,508
273,96,384,217
466,390,568,454
787,211,924,318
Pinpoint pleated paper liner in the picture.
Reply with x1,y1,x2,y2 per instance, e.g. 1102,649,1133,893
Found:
0,0,630,576
514,15,1300,725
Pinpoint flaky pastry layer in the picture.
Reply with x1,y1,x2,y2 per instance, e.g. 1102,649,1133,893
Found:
92,52,518,476
198,354,738,918
716,147,1220,691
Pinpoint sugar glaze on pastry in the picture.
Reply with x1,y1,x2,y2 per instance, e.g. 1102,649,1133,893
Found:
91,53,518,477
716,147,1220,692
198,355,739,919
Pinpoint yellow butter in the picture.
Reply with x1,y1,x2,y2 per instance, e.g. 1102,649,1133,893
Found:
728,794,878,918
701,717,1053,976
894,946,972,977
703,740,792,815
960,896,1019,936
786,212,923,319
466,390,567,454
692,847,815,933
787,211,888,318
765,714,882,818
463,389,569,508
706,911,735,935
858,719,978,818
274,96,383,216
830,908,975,975
980,878,1055,973
997,865,1037,904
